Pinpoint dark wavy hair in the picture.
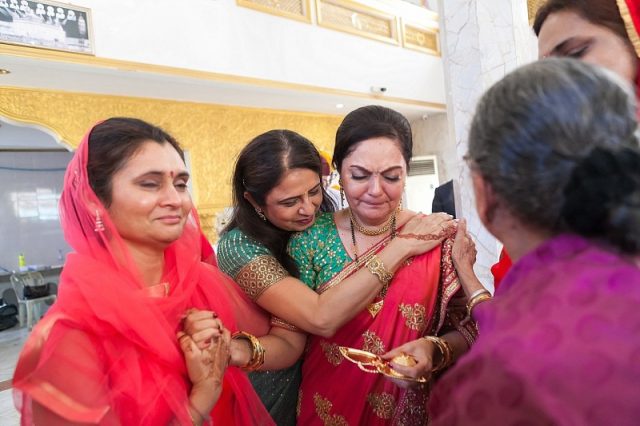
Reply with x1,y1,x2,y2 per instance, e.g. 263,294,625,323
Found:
225,129,335,276
468,58,640,254
333,105,413,173
88,117,183,207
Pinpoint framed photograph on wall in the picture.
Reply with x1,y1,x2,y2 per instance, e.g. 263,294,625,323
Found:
0,0,93,54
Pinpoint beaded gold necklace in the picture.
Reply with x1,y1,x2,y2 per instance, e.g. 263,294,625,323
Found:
348,208,396,236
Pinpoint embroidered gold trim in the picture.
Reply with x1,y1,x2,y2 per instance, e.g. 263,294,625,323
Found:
270,316,301,332
235,255,289,300
297,390,303,417
617,0,640,57
366,392,396,420
399,303,427,331
434,238,461,333
362,330,385,355
318,235,389,295
313,393,349,426
320,340,344,366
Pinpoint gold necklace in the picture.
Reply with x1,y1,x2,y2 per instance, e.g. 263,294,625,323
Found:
348,212,397,318
348,209,396,236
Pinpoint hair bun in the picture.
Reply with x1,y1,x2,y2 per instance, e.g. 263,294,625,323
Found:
562,147,640,254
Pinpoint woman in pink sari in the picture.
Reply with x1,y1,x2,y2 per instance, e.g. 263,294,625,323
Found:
427,59,640,424
11,118,290,425
289,106,478,424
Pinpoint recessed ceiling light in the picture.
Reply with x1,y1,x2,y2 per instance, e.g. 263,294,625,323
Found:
0,69,11,75
336,103,344,109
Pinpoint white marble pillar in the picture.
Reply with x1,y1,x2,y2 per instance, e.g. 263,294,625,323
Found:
437,0,536,290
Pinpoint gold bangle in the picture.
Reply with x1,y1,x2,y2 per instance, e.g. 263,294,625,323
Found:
365,255,393,296
422,335,453,372
466,293,492,318
232,331,265,372
468,288,490,300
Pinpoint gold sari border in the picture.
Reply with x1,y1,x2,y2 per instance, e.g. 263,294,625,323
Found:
317,234,390,295
617,0,640,57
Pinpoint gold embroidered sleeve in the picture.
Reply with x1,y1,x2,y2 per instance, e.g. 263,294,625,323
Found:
270,316,302,332
235,255,289,300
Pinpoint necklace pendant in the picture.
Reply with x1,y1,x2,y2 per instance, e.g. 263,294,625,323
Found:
367,299,384,318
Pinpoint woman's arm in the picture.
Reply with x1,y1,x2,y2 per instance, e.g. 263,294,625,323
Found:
259,213,456,337
183,309,306,371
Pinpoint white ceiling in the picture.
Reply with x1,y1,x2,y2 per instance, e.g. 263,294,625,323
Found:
0,53,445,123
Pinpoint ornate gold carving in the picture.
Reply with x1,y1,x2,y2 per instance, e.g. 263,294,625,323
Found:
527,0,545,24
399,303,427,331
366,392,396,420
313,393,349,426
320,340,343,366
0,86,342,242
402,23,440,55
236,255,289,300
317,0,399,45
237,0,312,22
362,330,385,355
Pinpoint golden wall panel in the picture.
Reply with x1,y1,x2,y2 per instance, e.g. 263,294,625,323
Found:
317,0,399,45
0,87,341,240
527,0,544,24
237,0,312,23
402,23,439,55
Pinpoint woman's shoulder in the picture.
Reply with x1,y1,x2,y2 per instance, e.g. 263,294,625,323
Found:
217,227,272,276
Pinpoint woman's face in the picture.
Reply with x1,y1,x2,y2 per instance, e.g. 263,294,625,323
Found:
107,141,192,250
538,10,637,83
340,137,406,225
260,168,322,232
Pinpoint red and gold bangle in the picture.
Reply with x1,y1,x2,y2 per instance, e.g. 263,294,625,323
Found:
232,331,265,372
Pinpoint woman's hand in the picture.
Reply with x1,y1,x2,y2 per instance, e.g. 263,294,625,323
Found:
394,212,457,258
183,309,225,350
451,219,487,297
178,329,230,422
380,338,436,389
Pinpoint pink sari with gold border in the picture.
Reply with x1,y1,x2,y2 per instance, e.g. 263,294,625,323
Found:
295,229,475,425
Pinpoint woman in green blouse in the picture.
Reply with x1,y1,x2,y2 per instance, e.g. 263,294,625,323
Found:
216,129,454,425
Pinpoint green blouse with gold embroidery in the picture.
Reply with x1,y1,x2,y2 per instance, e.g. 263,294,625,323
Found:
288,212,352,289
216,227,300,426
217,228,289,300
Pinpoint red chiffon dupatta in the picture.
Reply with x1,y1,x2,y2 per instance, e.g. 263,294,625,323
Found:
13,123,272,425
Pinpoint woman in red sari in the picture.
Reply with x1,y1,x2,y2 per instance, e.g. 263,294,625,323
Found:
288,106,478,424
12,118,283,425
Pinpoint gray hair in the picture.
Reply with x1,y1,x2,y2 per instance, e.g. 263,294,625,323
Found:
468,58,640,253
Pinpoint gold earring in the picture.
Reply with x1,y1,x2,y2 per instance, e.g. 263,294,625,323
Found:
255,206,266,221
339,179,345,209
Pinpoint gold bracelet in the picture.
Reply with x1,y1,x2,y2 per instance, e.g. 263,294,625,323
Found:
365,255,393,296
231,331,265,372
422,335,453,372
466,292,492,318
468,288,490,300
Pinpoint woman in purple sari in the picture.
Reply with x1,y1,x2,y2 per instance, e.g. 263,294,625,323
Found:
392,58,640,425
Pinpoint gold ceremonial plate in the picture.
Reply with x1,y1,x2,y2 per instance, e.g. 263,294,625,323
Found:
338,347,427,383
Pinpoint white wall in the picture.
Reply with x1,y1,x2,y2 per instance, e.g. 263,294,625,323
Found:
71,0,445,104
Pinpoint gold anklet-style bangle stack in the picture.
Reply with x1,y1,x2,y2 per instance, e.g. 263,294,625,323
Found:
231,331,265,371
421,335,454,372
466,289,492,318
